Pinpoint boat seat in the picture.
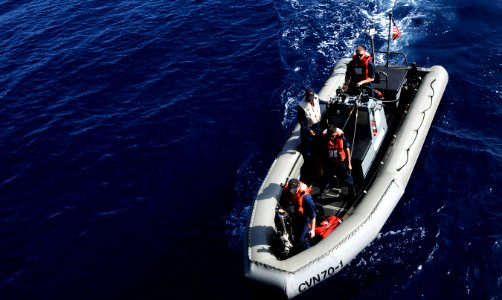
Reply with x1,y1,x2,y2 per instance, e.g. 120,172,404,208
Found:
373,67,408,100
374,71,387,89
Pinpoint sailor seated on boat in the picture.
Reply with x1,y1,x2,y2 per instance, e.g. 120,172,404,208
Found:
342,46,375,97
278,178,317,252
320,126,353,192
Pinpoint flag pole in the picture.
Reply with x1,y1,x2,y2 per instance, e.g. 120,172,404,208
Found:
386,12,392,67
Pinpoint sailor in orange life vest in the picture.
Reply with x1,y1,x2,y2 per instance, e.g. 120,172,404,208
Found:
278,178,317,251
320,126,353,191
342,45,375,96
297,87,329,184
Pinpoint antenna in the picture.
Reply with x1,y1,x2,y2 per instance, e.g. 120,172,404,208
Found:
367,27,377,63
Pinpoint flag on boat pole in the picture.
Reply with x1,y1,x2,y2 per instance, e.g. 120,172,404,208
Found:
386,12,401,66
392,19,401,40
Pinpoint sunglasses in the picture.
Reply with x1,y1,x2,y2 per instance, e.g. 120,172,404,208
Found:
356,53,363,57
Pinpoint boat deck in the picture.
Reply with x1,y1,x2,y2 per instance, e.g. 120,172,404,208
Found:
309,185,356,220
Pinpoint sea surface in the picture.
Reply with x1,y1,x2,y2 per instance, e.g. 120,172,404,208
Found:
1,0,501,299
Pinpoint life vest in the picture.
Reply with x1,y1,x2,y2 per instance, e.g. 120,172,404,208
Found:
298,95,321,127
314,215,342,239
282,182,311,216
323,130,346,162
350,51,373,84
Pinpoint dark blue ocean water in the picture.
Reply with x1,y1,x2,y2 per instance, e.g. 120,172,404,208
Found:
1,0,501,299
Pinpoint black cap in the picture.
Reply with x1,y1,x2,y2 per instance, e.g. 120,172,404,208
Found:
305,87,315,101
288,178,300,188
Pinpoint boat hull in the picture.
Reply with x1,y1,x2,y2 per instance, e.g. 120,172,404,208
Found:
244,58,448,299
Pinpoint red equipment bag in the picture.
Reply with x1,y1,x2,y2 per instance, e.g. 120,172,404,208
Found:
315,215,342,239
